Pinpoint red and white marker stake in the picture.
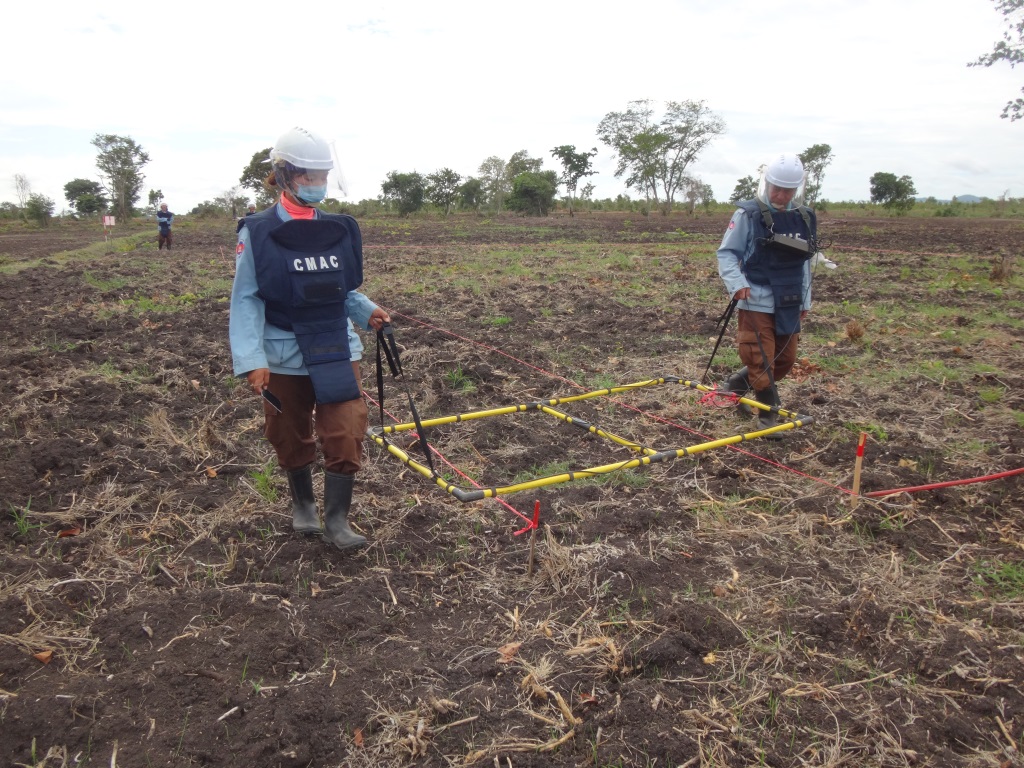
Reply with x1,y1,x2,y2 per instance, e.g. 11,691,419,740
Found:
851,432,867,509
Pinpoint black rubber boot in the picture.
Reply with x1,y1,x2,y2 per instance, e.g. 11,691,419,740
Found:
721,367,754,416
287,465,321,534
755,387,784,440
323,471,368,551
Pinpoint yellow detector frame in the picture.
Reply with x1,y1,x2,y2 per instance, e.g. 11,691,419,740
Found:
368,376,813,501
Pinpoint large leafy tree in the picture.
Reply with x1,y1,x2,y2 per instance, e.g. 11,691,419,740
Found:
426,168,462,215
147,189,164,214
506,171,559,216
64,178,108,216
970,0,1024,120
25,193,55,226
550,145,597,217
239,147,276,207
799,144,834,205
729,175,758,204
380,171,426,216
681,177,714,213
869,172,917,215
505,150,543,179
91,134,150,221
597,99,725,214
216,186,249,218
477,156,509,211
457,177,484,210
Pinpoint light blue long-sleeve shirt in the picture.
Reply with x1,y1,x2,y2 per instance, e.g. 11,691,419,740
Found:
716,206,812,314
229,202,379,376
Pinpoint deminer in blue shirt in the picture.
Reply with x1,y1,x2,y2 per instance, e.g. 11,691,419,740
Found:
157,203,173,249
716,153,817,440
229,127,390,551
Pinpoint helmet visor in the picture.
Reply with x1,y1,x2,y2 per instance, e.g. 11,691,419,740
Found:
757,173,805,210
276,156,348,202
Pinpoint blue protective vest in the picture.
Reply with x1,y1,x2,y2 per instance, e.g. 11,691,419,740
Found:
736,200,817,335
246,208,364,403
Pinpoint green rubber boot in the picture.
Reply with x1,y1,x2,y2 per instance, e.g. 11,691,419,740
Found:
755,387,784,441
323,471,368,551
287,465,321,534
722,367,755,416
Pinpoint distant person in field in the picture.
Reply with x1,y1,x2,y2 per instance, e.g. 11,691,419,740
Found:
229,126,389,552
157,203,173,250
236,203,257,234
716,152,818,440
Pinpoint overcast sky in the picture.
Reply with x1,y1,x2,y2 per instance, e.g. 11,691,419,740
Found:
2,0,1021,213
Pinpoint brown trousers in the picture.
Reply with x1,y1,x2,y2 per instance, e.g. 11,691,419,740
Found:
736,309,799,392
158,232,172,249
263,363,368,475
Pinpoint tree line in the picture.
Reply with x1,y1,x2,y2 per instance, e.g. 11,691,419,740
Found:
7,94,967,226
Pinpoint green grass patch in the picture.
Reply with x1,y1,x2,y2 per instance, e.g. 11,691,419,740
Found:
512,460,572,484
443,365,477,393
972,559,1024,599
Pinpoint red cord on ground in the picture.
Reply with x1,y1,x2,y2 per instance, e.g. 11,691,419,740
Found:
863,467,1024,498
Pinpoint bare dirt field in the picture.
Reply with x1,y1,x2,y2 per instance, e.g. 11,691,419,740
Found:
1,210,1022,767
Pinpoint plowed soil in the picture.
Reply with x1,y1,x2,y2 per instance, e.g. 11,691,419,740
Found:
1,210,1022,767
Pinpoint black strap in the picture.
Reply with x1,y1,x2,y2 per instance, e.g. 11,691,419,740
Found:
757,198,814,242
375,323,437,477
754,328,778,393
702,298,737,385
797,206,812,234
755,198,776,232
375,323,402,425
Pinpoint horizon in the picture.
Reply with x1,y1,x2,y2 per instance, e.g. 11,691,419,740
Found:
3,1,1022,213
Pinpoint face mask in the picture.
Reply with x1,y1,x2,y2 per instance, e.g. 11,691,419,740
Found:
295,184,327,204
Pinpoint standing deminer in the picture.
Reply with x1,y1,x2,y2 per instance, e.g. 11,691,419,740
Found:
236,203,258,234
716,152,817,439
157,203,173,249
230,126,389,550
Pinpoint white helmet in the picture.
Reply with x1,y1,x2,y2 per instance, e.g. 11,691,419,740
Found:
765,153,805,188
758,152,806,209
269,127,348,204
270,127,333,171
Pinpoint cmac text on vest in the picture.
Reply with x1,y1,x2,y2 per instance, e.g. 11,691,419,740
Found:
292,255,341,272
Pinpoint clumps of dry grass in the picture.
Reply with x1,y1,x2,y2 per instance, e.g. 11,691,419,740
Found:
359,693,467,763
566,635,627,676
519,654,555,700
11,740,69,768
990,252,1015,281
536,524,622,595
462,729,577,764
845,319,866,342
0,607,99,674
516,655,584,728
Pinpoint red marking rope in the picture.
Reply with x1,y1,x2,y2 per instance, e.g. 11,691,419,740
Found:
378,309,1023,504
700,390,744,409
382,308,854,495
864,467,1024,499
830,243,972,259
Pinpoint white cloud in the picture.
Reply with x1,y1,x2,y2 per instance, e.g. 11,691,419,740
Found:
2,0,1021,211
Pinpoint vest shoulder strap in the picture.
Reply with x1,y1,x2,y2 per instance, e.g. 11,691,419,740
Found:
753,199,815,236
